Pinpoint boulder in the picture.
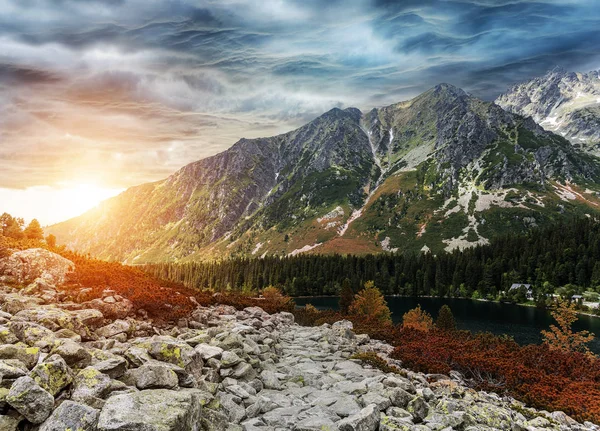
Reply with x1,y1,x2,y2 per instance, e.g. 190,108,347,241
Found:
96,320,131,339
0,248,74,285
0,344,39,369
97,389,204,431
6,376,54,424
127,362,179,390
71,367,113,404
39,400,99,431
337,404,380,431
8,321,56,348
30,354,73,396
0,415,20,431
51,339,92,367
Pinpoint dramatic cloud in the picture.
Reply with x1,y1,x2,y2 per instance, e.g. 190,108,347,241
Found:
0,0,599,221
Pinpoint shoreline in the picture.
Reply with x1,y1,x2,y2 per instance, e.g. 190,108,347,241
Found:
294,294,600,320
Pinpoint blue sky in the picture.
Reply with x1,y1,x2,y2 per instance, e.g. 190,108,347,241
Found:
0,0,599,222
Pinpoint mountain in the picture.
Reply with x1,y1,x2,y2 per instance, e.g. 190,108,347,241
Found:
496,67,600,155
48,84,600,263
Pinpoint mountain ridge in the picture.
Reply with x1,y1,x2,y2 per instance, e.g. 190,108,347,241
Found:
48,81,600,263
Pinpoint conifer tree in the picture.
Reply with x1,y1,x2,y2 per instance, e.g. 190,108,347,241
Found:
349,281,391,323
436,305,456,331
339,278,354,314
24,219,44,240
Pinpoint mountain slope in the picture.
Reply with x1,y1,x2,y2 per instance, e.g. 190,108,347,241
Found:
48,84,600,262
496,67,600,155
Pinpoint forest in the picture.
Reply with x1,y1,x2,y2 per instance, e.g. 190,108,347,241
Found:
145,216,600,304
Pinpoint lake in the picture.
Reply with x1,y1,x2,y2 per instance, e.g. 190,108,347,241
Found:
294,296,600,354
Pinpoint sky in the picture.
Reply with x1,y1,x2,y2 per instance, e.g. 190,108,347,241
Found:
1,0,600,225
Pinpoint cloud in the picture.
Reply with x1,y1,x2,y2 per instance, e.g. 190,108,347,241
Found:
0,0,599,218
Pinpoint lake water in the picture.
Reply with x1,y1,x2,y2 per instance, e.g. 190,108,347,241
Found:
294,296,600,354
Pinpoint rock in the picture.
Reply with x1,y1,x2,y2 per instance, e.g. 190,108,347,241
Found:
8,321,56,348
0,249,74,285
96,320,131,339
195,344,223,360
97,389,204,431
6,376,54,424
39,400,99,431
30,354,73,396
91,357,128,379
0,360,27,381
0,415,20,431
128,362,179,390
71,367,113,404
337,404,380,431
260,370,281,390
220,351,242,368
51,339,92,367
71,309,105,328
86,298,134,320
407,396,430,423
0,326,18,345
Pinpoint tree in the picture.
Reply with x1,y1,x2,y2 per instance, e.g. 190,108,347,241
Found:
436,305,456,331
542,299,595,357
45,234,57,248
0,213,24,239
24,219,44,240
402,304,434,332
348,281,392,323
339,278,354,314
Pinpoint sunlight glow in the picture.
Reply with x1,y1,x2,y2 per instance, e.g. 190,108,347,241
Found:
0,183,124,226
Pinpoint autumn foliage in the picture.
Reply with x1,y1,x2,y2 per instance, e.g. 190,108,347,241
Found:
542,299,595,357
348,281,392,324
402,304,434,331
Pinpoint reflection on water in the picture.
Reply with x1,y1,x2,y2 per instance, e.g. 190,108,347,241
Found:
294,296,600,354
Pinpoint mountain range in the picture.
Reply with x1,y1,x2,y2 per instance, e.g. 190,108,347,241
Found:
48,70,600,263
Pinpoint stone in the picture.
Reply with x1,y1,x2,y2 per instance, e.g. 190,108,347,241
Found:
91,357,128,379
195,344,223,360
0,249,74,285
407,396,430,423
0,326,18,345
220,350,242,368
51,339,92,367
0,360,27,380
39,400,99,431
8,321,56,348
260,370,281,390
30,354,73,396
96,320,131,339
97,389,204,431
71,366,113,404
6,376,54,424
337,403,380,431
0,415,20,431
129,362,179,390
71,309,105,328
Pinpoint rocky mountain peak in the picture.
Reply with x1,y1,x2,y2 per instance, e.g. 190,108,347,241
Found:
496,67,600,155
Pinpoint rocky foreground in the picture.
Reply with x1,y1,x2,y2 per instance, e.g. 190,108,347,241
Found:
0,249,598,430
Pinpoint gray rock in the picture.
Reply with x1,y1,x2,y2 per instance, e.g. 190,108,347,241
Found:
337,404,380,431
6,376,54,424
96,320,131,339
39,400,99,431
0,415,20,431
30,354,73,396
407,396,430,423
195,344,223,360
51,339,92,367
97,389,204,431
71,367,113,404
129,362,178,390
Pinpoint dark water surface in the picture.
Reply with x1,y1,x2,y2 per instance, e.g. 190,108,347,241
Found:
294,296,600,354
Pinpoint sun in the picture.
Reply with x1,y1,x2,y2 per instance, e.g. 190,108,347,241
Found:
0,182,124,226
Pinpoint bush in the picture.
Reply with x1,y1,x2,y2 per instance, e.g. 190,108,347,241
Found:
402,304,434,332
348,281,391,323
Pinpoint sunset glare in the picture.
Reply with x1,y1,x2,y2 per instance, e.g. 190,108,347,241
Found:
0,183,123,226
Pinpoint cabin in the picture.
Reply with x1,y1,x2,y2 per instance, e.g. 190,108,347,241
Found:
509,283,534,300
571,294,584,302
